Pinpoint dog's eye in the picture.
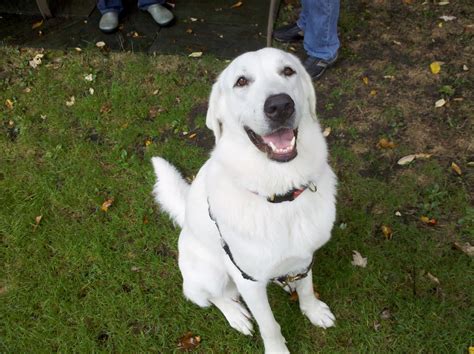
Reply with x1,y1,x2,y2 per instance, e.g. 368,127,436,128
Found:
235,76,249,87
282,66,296,77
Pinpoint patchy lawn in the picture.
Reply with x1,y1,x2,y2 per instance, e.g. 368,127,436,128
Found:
1,0,473,352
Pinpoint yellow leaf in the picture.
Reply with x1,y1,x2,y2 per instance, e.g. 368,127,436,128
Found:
435,98,446,108
362,76,369,85
323,127,331,137
469,347,474,354
230,1,243,8
451,162,462,175
32,20,43,29
101,198,114,212
5,99,14,110
430,61,441,74
381,225,393,239
145,138,152,146
420,216,437,226
370,90,377,96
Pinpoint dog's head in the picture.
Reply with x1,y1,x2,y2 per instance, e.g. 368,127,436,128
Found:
206,48,317,163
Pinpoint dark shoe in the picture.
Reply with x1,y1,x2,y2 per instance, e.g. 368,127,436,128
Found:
303,54,338,80
99,11,119,33
273,23,304,42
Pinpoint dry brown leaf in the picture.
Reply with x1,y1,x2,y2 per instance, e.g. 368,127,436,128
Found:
370,90,377,96
378,138,395,149
435,98,446,108
65,96,75,107
420,216,437,226
186,28,193,34
29,53,44,68
177,332,201,351
32,20,44,29
351,250,367,268
453,242,474,257
381,225,393,240
188,133,197,139
101,198,114,212
362,76,369,85
290,291,298,302
100,103,112,114
95,41,106,48
451,162,462,175
323,127,331,137
230,1,243,8
397,153,432,165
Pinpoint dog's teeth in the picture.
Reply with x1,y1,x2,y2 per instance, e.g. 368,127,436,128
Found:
290,136,296,147
268,141,277,152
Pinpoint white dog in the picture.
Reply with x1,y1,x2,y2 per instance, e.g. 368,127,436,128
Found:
152,47,337,353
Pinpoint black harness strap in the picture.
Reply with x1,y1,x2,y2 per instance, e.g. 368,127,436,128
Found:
207,183,317,283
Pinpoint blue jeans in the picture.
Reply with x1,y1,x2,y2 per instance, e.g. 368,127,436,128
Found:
97,0,165,14
297,0,340,61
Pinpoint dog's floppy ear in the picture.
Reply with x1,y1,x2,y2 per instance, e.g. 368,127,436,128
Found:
300,64,317,121
206,80,224,143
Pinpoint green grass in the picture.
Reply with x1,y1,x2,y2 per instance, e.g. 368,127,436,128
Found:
1,45,473,353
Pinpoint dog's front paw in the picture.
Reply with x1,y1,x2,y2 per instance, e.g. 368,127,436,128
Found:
264,340,289,354
300,298,335,329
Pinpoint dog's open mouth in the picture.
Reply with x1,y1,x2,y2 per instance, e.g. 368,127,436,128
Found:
244,127,298,162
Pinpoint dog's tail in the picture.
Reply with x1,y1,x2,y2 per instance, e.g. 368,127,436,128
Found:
151,157,190,228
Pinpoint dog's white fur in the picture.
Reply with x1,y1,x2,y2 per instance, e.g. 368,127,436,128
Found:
152,48,337,353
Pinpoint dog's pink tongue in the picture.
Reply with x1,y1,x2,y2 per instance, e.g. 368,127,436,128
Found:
262,128,294,149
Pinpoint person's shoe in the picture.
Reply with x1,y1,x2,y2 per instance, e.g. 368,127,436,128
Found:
145,4,174,26
99,11,119,33
273,23,304,42
303,54,338,80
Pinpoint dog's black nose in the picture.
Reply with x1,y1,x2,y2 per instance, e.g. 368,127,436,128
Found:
264,93,295,123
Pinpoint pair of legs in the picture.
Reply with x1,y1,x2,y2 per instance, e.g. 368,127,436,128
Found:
97,0,173,33
186,268,335,353
274,0,340,79
97,0,165,14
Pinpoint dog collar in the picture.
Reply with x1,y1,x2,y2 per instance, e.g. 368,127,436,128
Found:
265,181,317,203
208,198,314,283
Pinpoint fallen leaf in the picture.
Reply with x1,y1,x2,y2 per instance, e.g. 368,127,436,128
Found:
188,133,197,139
65,96,75,107
84,73,94,81
101,198,114,212
145,138,152,146
393,40,402,46
451,162,462,175
378,138,395,149
33,215,43,230
435,98,446,108
373,321,381,331
370,89,377,96
188,51,203,58
383,75,395,80
74,47,82,52
439,15,456,21
32,20,43,29
24,87,32,93
427,272,440,285
395,211,402,217
469,347,474,354
397,154,416,165
89,88,95,95
186,28,193,34
290,291,298,302
420,216,437,226
323,127,331,137
177,332,201,351
132,31,140,38
381,225,393,240
362,76,369,85
95,41,106,48
230,1,243,8
463,65,469,71
453,242,474,257
29,53,44,68
351,250,367,268
5,99,14,110
189,17,198,22
430,61,441,74
131,266,141,272
437,0,450,5
380,308,392,320
100,103,112,114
